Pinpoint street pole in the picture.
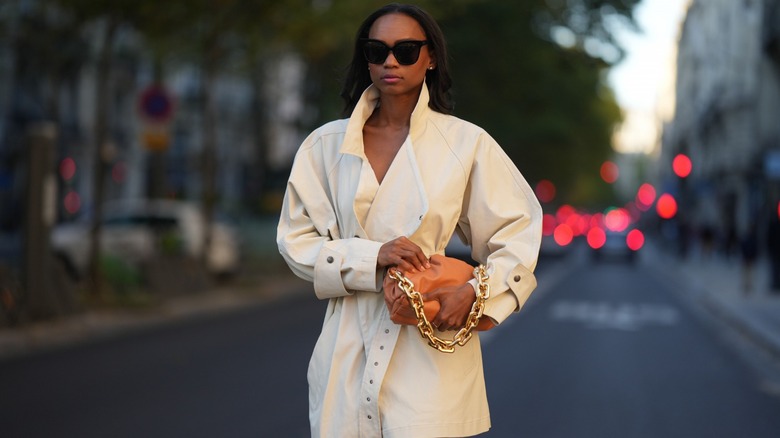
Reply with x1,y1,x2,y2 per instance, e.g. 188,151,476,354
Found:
23,122,59,319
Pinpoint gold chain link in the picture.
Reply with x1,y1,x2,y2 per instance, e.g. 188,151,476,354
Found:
388,265,490,353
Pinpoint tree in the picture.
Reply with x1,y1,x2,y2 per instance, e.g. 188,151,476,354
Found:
441,0,638,208
44,0,151,299
292,0,639,208
132,0,304,263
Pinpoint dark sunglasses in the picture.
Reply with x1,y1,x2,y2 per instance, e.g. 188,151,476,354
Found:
361,39,429,65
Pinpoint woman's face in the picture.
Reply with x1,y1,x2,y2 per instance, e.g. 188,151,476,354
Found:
366,13,433,98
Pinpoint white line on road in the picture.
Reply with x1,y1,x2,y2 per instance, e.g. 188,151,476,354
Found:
549,300,681,331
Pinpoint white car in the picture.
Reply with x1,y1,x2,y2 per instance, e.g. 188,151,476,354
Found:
52,199,240,278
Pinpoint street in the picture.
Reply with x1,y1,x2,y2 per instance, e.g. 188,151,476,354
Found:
2,252,780,438
483,255,780,437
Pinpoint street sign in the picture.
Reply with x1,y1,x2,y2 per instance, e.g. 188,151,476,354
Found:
138,85,174,123
142,129,171,152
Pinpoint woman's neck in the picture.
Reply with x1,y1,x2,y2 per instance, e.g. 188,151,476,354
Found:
368,91,419,128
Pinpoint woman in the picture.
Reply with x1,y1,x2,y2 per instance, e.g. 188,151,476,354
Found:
277,3,542,437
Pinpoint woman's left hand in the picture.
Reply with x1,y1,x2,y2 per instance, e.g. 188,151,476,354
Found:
423,283,476,331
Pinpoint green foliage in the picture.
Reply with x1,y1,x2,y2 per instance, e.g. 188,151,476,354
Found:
158,231,184,255
440,1,632,207
99,255,142,296
20,0,638,209
299,0,637,207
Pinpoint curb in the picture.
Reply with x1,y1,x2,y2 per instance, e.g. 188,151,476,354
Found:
698,292,780,361
646,246,780,362
0,274,310,362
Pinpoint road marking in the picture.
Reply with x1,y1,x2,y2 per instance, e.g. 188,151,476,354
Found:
549,300,680,331
759,381,780,398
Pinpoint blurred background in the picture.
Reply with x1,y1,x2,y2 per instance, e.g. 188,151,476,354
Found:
1,0,780,436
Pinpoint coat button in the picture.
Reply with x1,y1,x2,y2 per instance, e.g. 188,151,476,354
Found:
514,275,521,282
327,256,334,263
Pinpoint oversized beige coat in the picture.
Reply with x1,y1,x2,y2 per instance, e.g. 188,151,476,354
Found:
277,83,542,437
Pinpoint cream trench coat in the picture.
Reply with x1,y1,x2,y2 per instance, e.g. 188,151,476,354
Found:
277,84,542,438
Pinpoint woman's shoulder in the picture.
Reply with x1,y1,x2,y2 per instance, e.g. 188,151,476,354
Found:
321,117,350,132
427,111,484,133
425,111,496,150
303,118,349,145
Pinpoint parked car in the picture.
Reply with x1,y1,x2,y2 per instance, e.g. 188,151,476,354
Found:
52,199,240,279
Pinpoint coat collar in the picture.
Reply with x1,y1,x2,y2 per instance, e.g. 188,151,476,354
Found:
340,82,431,157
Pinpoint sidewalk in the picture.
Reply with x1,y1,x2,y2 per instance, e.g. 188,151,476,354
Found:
0,273,309,362
647,243,780,361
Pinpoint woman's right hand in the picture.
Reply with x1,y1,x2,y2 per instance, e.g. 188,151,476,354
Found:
378,236,430,273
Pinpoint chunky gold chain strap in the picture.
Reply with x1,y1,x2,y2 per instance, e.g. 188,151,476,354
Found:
388,265,490,353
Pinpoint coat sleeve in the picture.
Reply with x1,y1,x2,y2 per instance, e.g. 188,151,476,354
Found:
276,138,384,299
457,132,543,325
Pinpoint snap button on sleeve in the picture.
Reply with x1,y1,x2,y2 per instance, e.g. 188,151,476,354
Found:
327,256,334,263
514,275,521,282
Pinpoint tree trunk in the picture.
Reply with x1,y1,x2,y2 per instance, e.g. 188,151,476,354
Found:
200,43,219,270
23,122,59,319
87,18,118,299
249,60,268,209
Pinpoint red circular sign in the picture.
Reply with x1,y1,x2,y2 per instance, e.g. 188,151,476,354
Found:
139,85,173,122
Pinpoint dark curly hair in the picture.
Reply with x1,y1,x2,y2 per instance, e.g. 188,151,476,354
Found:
340,3,454,116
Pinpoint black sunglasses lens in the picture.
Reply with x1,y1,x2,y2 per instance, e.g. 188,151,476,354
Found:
392,43,421,65
363,41,424,65
364,42,389,64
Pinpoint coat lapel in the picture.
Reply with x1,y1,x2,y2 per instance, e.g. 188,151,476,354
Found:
340,84,431,242
363,137,428,241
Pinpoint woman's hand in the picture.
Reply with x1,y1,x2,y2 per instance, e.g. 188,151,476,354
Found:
424,283,476,331
378,236,430,273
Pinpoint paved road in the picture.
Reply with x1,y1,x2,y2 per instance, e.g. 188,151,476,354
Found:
0,292,324,438
1,255,780,437
483,257,780,437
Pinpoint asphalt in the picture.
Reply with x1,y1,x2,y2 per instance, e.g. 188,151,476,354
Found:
646,243,780,363
0,271,310,361
2,241,780,366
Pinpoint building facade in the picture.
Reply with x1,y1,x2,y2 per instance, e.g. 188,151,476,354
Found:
661,0,780,253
